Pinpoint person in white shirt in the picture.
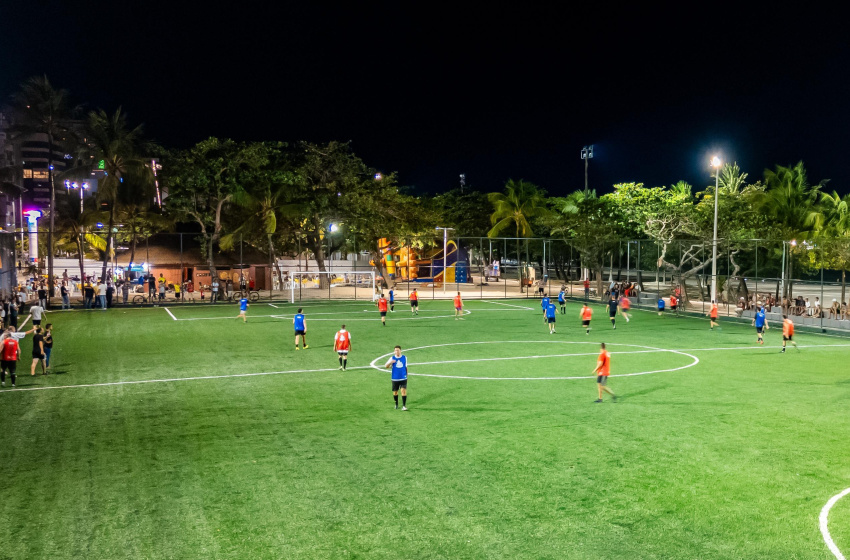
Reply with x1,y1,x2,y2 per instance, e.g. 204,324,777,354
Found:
211,280,220,304
30,303,46,327
97,280,107,310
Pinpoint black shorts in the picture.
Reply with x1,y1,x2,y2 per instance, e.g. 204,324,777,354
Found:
295,329,306,336
756,326,764,334
392,379,407,391
609,313,616,319
547,317,556,323
1,360,15,373
670,305,677,311
32,353,44,360
380,311,387,317
32,319,41,326
596,375,608,385
410,300,418,307
783,335,792,341
582,320,590,327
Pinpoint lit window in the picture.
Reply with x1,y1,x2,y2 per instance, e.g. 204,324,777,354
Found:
22,169,33,178
32,170,49,180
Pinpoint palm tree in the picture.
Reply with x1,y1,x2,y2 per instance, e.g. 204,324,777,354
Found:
84,108,155,280
55,196,104,286
717,163,748,195
10,75,78,298
487,179,548,292
816,191,850,303
756,162,825,297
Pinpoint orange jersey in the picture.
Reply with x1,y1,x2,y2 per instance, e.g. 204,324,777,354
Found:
710,304,718,318
378,298,388,312
783,319,794,337
581,307,593,321
670,296,678,306
596,350,610,376
454,295,462,308
410,292,418,302
620,297,630,310
1,338,18,361
334,330,351,351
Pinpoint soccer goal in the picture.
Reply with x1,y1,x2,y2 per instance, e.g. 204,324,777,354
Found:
288,270,376,303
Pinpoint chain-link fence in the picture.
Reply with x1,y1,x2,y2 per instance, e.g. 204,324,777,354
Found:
5,230,850,331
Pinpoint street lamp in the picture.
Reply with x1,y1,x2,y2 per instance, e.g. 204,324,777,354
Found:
64,180,89,213
710,155,722,303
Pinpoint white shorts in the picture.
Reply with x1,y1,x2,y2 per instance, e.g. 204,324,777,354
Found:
337,350,349,355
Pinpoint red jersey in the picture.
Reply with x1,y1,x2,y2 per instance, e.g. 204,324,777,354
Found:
454,295,462,308
596,350,611,376
620,297,630,310
670,295,678,306
334,330,351,351
378,298,388,312
410,292,418,302
710,304,718,318
583,280,590,290
2,338,19,361
581,306,593,321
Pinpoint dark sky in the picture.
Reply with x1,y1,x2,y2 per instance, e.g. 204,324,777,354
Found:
2,2,848,196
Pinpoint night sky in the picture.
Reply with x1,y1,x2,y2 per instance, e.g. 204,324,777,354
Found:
2,3,848,196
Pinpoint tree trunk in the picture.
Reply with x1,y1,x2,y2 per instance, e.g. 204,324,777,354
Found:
76,233,86,294
595,266,604,301
842,269,846,304
207,234,218,280
100,206,115,281
269,235,284,295
516,232,523,293
47,132,55,301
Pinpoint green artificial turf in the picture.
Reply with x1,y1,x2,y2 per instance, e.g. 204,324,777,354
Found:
0,298,848,559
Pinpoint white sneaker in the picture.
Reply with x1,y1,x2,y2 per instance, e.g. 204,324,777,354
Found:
402,406,408,411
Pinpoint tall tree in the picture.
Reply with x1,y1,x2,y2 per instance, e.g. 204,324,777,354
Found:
487,179,548,292
85,108,156,279
10,75,78,298
813,191,850,303
165,138,270,280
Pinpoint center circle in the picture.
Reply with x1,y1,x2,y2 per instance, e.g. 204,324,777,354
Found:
369,341,699,380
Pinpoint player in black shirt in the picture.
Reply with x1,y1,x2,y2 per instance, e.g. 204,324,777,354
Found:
608,296,618,329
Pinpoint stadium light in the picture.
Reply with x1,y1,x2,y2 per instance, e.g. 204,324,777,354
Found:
580,145,594,191
710,155,722,303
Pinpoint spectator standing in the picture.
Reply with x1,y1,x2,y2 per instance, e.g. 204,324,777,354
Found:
37,284,47,308
122,280,130,304
106,283,115,308
60,282,70,309
97,279,107,310
211,279,220,303
8,300,18,329
148,275,156,298
158,280,166,302
83,283,94,309
249,277,255,291
43,323,53,370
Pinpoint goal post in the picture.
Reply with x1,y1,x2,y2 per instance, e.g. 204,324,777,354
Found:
288,270,376,303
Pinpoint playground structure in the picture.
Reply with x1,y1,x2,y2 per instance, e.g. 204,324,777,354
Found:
375,238,469,284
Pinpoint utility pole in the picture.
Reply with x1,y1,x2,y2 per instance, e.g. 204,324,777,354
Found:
580,145,594,191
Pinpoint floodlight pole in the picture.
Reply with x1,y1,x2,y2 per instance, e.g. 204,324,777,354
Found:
710,157,722,303
581,145,594,191
436,227,454,294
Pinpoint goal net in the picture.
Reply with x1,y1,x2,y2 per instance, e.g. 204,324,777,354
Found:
288,270,376,303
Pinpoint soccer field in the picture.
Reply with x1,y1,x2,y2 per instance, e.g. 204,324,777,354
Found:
1,298,848,559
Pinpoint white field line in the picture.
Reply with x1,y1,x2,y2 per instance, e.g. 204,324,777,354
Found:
169,310,476,322
821,487,850,560
164,308,177,321
18,314,31,331
482,300,536,310
0,365,374,394
268,303,282,308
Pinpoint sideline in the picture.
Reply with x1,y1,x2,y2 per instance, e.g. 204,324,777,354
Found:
821,487,850,560
164,308,177,321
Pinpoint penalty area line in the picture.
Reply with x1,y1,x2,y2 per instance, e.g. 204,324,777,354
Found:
821,487,850,560
164,308,177,321
0,365,374,394
482,300,536,310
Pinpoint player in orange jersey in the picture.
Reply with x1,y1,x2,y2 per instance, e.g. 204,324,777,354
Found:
334,324,352,370
781,315,798,353
592,342,616,403
580,303,593,335
377,294,389,326
453,292,464,320
619,295,631,323
709,300,719,330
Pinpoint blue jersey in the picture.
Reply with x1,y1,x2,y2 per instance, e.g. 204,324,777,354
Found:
754,309,766,328
389,289,394,302
558,291,565,304
541,297,550,310
239,298,248,311
390,355,407,380
657,299,665,310
546,303,557,318
293,313,305,331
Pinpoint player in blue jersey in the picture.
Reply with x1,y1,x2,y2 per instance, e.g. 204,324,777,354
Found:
608,296,618,329
384,345,408,410
752,304,768,345
293,308,308,350
541,295,550,323
558,288,566,314
657,297,665,316
236,297,249,323
546,301,557,334
389,288,395,312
